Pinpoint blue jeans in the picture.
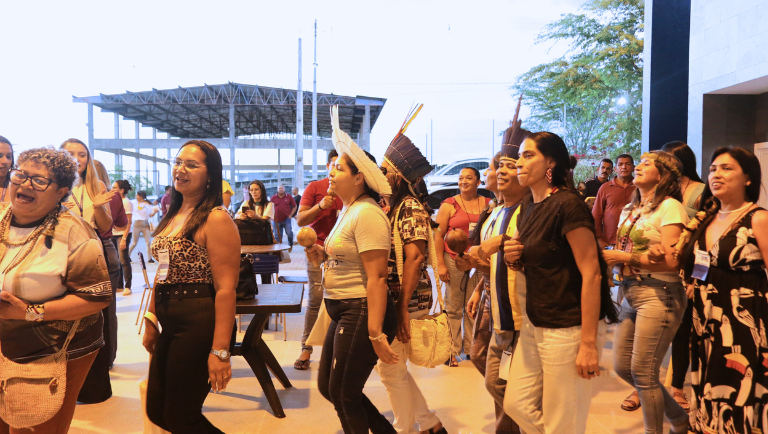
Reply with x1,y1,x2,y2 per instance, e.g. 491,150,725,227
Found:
318,297,397,434
613,276,688,433
274,219,293,247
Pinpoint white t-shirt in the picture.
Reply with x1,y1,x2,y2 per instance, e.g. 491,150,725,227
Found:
323,198,391,299
615,197,688,281
236,201,275,220
113,197,133,236
133,200,156,221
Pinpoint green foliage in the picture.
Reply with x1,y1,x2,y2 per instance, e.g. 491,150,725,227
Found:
109,165,155,198
513,0,643,162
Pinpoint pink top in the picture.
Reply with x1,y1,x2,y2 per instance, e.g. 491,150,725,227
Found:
442,196,490,259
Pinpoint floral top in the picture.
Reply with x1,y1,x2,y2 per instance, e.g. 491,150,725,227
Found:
615,197,688,281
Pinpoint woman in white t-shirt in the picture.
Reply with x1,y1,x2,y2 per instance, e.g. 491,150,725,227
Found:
129,190,158,262
603,151,690,434
305,110,397,434
235,179,274,221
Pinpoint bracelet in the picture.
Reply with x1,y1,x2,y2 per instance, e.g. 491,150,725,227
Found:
628,252,642,268
318,203,326,211
368,333,387,342
25,304,45,322
144,312,159,330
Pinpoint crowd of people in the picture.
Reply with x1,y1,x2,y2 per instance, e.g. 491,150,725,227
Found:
0,101,766,434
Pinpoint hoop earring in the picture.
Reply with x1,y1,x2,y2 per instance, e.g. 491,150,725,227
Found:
545,168,553,184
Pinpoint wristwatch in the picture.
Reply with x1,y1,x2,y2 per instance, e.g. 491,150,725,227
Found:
211,349,231,360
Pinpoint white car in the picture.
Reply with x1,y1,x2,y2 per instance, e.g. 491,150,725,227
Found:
427,184,495,213
425,158,490,191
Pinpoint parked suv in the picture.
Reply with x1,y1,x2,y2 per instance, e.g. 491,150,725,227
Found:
424,158,490,190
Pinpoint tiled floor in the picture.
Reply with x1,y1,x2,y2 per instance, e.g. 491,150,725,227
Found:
69,243,682,433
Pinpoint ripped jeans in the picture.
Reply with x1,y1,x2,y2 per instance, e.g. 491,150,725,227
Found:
318,296,398,434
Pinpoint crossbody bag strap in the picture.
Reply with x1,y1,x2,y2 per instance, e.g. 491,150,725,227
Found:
59,319,82,354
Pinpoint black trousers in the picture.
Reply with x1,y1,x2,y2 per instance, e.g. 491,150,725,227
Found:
318,296,398,434
111,233,132,289
671,299,694,388
146,285,224,434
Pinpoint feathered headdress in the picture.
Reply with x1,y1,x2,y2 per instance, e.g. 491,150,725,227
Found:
384,104,432,185
330,105,391,195
500,96,530,161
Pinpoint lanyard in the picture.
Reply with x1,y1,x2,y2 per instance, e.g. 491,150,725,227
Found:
71,186,85,217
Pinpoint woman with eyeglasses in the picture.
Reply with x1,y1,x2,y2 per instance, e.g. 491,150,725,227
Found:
60,138,119,404
235,179,275,284
0,148,111,433
142,141,239,433
0,135,15,203
603,151,689,433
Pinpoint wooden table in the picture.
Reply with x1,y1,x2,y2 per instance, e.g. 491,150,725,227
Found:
241,244,291,254
233,284,304,418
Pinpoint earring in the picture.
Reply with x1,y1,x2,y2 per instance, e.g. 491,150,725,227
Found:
545,168,553,184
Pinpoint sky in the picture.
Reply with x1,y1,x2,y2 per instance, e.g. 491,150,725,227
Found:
0,0,584,181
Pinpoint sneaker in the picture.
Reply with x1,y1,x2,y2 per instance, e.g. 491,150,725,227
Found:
123,288,132,296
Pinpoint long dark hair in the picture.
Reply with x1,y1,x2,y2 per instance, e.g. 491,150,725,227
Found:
627,151,683,213
153,140,223,240
661,141,703,183
0,135,14,188
526,131,573,190
469,152,502,246
681,147,764,279
115,179,132,196
247,179,269,209
343,152,381,203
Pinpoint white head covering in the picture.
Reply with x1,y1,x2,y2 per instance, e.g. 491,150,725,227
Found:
330,105,392,196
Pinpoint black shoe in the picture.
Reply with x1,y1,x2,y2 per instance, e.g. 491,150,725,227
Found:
148,259,155,263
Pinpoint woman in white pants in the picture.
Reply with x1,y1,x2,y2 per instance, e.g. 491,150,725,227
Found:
129,190,158,262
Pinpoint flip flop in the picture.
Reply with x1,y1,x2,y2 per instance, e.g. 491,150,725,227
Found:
672,390,690,412
621,391,641,411
293,358,311,370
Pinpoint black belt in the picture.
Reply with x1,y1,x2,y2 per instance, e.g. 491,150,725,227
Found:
155,283,215,301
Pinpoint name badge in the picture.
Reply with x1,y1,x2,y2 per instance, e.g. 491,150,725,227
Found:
468,222,477,235
499,349,513,381
691,249,710,281
157,249,170,280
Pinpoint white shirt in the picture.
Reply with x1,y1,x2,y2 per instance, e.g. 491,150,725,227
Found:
113,197,133,236
133,200,156,221
236,201,275,220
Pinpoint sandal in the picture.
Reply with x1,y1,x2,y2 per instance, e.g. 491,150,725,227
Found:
293,358,311,370
621,391,641,411
672,390,690,412
444,356,459,367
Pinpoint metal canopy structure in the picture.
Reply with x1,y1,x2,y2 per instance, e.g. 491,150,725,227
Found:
72,82,386,190
74,82,386,139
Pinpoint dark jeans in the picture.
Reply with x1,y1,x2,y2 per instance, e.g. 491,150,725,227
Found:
274,219,293,247
671,299,694,389
319,297,398,434
112,233,132,289
147,285,224,434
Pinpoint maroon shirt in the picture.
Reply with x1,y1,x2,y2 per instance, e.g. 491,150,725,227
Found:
300,178,343,246
160,193,171,215
100,193,128,239
592,177,636,245
271,193,296,223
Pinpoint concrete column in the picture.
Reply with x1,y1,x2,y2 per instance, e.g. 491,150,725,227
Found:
135,122,141,189
87,103,94,146
362,105,371,152
152,128,158,192
114,113,121,172
167,144,172,186
295,38,304,189
229,103,236,189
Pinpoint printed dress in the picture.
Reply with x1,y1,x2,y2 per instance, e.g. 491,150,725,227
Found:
690,208,768,433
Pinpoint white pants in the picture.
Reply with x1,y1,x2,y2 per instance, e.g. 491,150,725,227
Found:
377,311,440,434
504,316,606,434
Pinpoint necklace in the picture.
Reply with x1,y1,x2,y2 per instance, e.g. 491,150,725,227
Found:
0,207,55,272
719,202,753,214
458,194,480,215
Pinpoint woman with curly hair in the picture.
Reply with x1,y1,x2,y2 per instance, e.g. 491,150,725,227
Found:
603,150,690,433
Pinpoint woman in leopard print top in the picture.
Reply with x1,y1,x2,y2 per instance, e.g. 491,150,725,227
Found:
142,140,239,434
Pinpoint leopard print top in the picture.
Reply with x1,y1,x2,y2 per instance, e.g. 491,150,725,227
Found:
151,236,213,284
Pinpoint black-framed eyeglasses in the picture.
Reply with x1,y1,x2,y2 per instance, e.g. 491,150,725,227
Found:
9,169,56,191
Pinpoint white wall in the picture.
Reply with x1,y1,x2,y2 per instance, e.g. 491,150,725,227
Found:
688,0,768,169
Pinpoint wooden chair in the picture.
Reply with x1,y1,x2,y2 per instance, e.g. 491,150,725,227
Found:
136,252,155,334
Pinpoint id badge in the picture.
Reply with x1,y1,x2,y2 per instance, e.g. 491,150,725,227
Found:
691,249,710,281
156,249,170,281
468,222,477,235
499,349,513,381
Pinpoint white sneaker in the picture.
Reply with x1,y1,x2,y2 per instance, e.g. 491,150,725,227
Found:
123,288,132,296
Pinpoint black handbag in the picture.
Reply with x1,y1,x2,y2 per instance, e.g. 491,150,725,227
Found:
236,254,258,300
236,218,274,245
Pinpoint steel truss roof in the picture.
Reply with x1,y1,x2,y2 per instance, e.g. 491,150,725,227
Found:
73,82,386,139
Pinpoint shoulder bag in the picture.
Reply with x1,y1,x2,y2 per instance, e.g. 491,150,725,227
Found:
0,319,81,429
236,218,274,246
236,254,258,300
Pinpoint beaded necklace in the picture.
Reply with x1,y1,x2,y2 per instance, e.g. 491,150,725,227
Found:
0,207,56,271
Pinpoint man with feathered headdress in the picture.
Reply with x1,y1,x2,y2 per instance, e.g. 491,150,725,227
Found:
377,104,449,434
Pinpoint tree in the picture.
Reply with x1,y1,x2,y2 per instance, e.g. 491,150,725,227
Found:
513,0,643,162
109,165,156,198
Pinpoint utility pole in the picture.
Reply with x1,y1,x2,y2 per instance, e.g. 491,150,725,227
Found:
295,38,304,190
312,20,318,182
430,119,433,163
492,119,495,156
